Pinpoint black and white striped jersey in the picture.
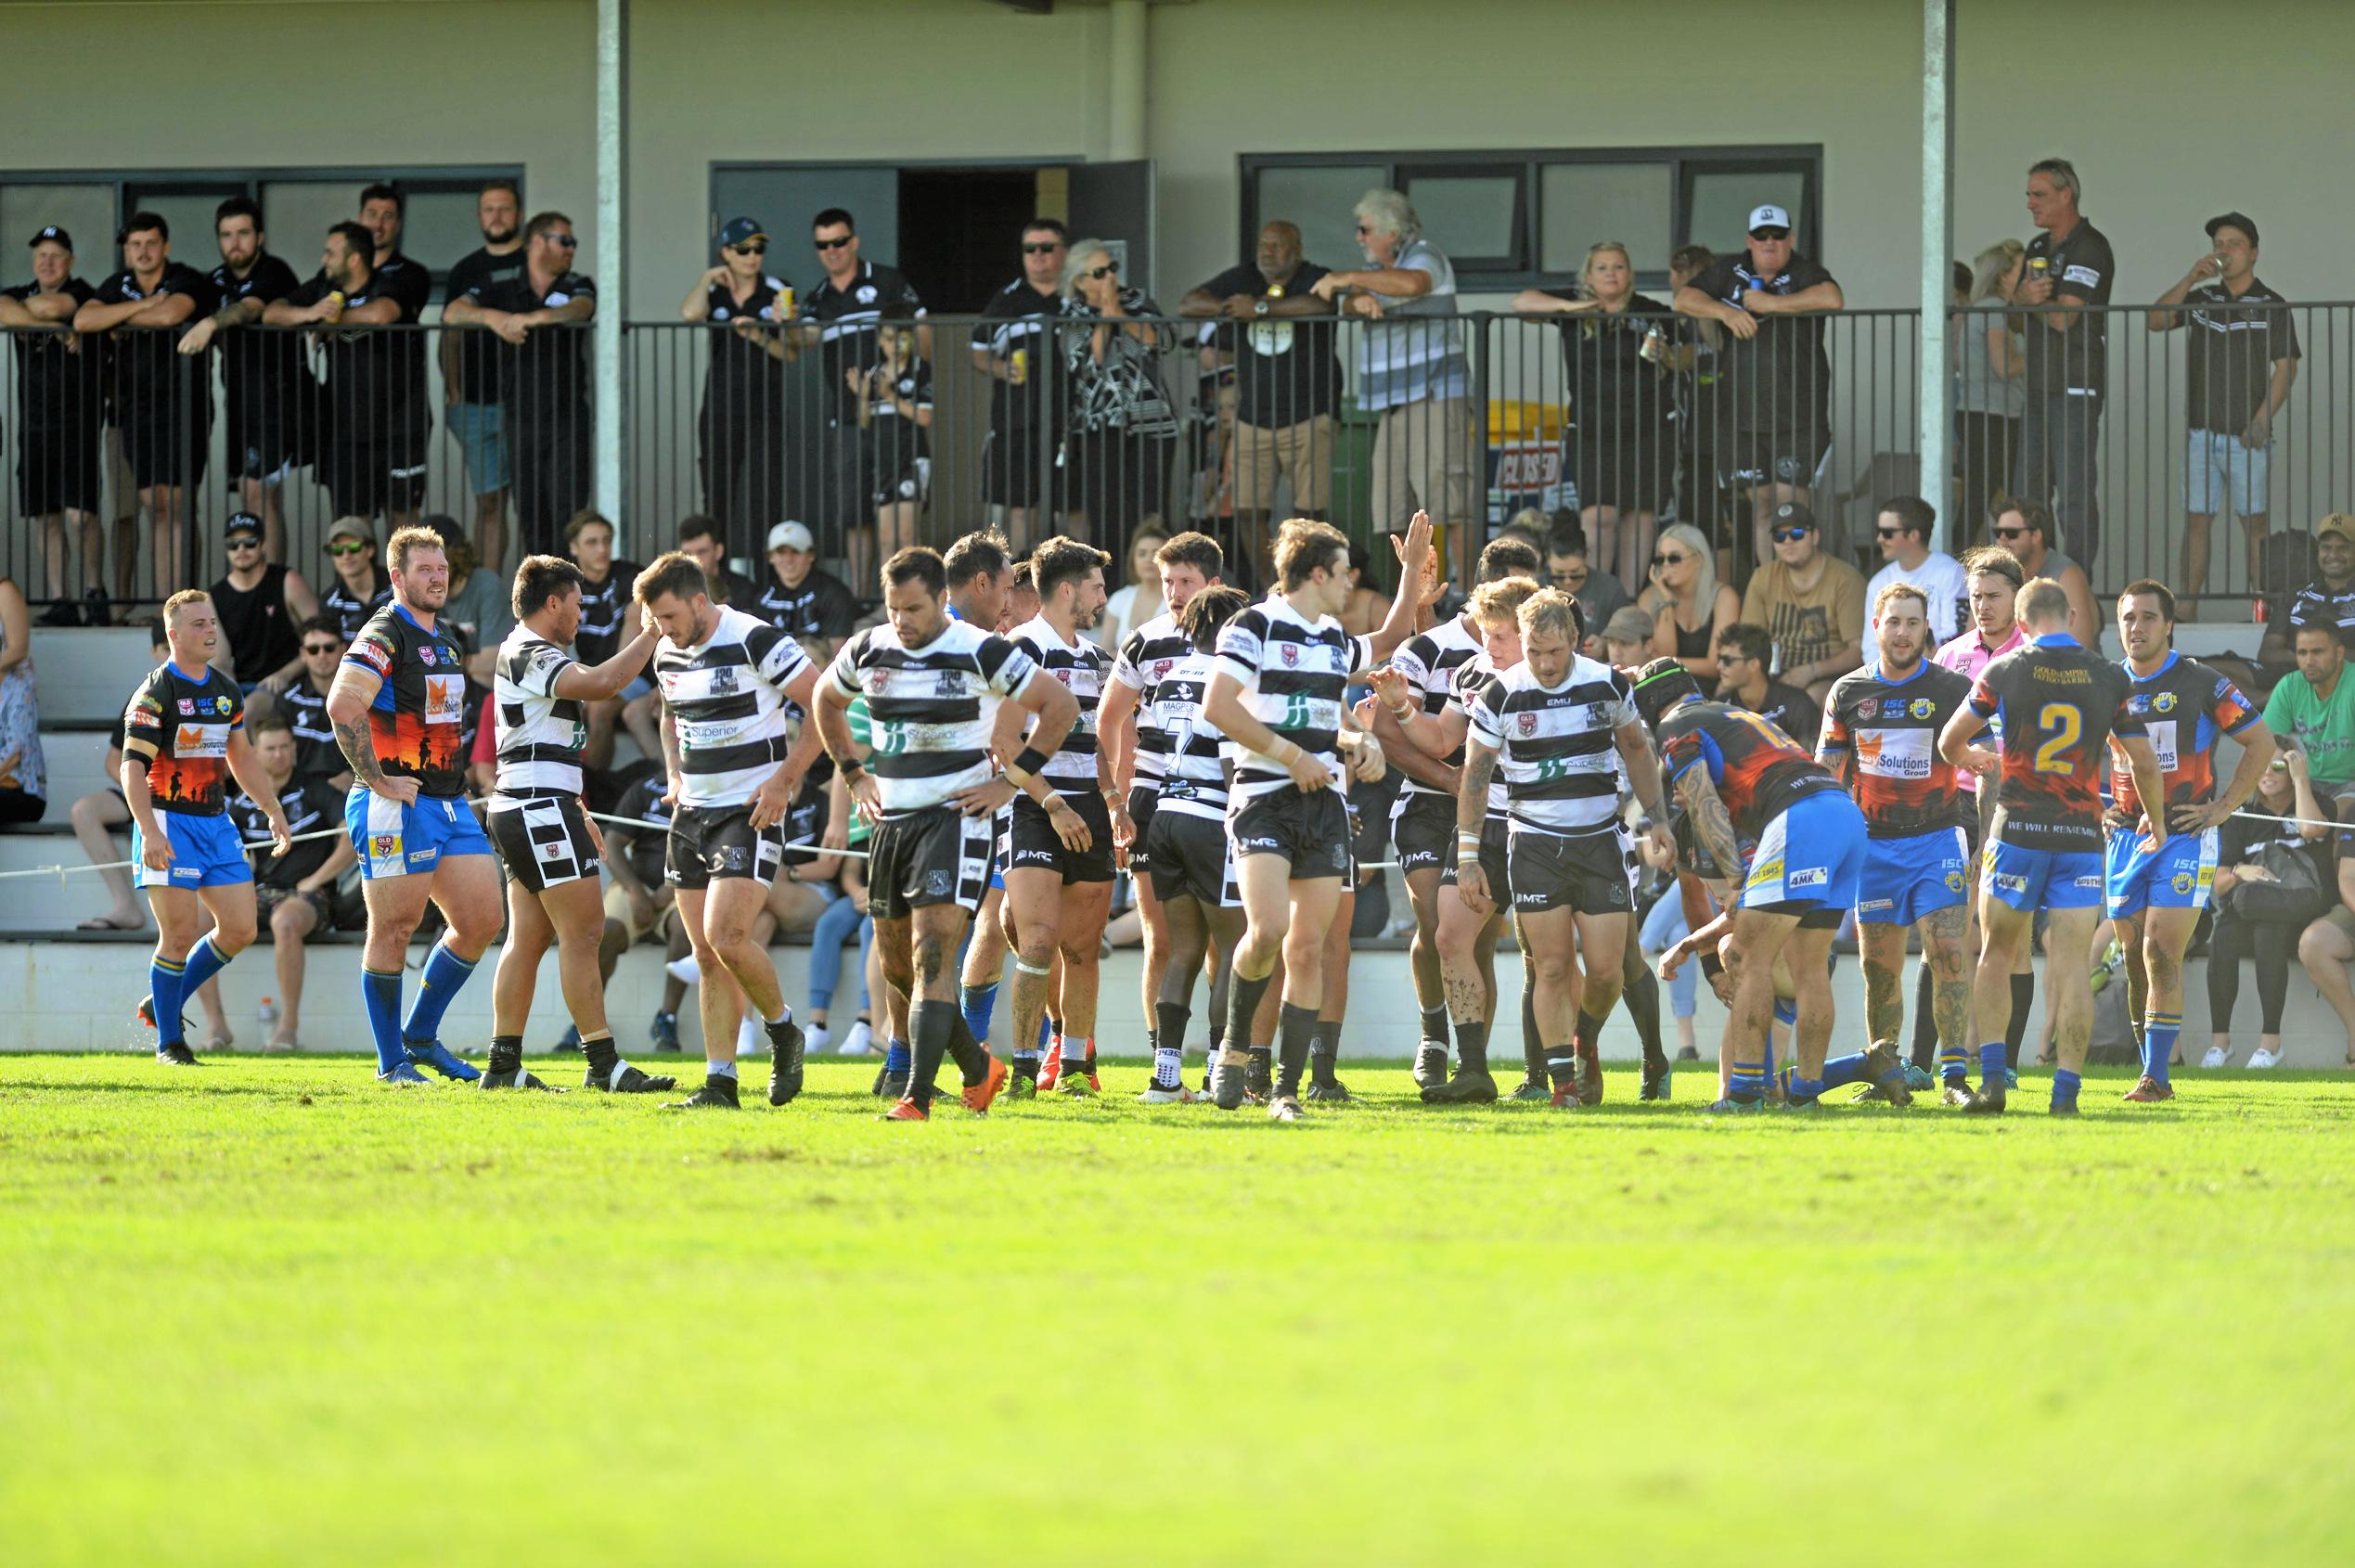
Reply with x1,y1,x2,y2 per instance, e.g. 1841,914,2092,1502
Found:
825,619,1038,816
1144,649,1229,822
1384,613,1483,800
1214,593,1370,802
654,605,814,810
1464,655,1637,836
1009,613,1109,794
1109,610,1194,792
491,627,586,798
1442,652,1511,822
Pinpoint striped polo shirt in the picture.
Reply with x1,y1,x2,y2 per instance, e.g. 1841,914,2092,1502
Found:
1465,654,1638,836
1385,613,1483,802
1009,613,1110,794
1109,610,1196,792
825,618,1038,816
653,605,814,809
1442,651,1511,822
491,627,586,798
1144,649,1229,822
1214,592,1371,802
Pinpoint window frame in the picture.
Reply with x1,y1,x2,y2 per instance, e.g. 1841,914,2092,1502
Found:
1239,145,1822,291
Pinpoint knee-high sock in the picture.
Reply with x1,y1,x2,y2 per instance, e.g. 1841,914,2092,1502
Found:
1911,962,1938,1071
960,981,998,1047
908,999,957,1111
1153,1001,1190,1088
148,952,189,1047
402,938,480,1045
1619,946,1667,1072
362,967,406,1074
1454,1018,1490,1073
946,1009,989,1087
1226,969,1274,1060
2004,972,2034,1067
1275,1002,1317,1095
2143,1010,2181,1086
1521,984,1542,1083
179,933,232,997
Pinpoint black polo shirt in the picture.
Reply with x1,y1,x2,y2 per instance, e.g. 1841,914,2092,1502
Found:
207,251,307,420
370,249,432,410
275,673,347,785
571,558,642,665
1195,262,1342,430
800,260,923,418
465,268,597,420
753,565,861,644
3,277,98,431
2185,277,2300,434
444,244,526,405
1537,289,1674,438
972,276,1065,433
2022,219,2114,397
1688,251,1834,435
1732,677,1821,755
287,262,428,439
322,572,393,642
2287,579,2355,642
91,263,220,411
702,273,793,403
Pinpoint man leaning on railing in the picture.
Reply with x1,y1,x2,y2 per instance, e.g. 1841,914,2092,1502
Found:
0,225,105,627
2007,158,2113,573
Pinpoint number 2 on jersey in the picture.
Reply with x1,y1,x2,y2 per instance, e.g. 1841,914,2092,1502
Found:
2031,701,2082,774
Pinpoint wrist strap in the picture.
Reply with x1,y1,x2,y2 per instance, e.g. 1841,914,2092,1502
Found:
1013,745,1050,778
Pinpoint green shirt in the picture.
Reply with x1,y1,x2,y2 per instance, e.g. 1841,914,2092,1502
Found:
2263,669,2355,786
844,697,873,847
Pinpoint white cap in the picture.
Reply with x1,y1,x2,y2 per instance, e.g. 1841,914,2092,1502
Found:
1747,204,1793,235
766,520,815,553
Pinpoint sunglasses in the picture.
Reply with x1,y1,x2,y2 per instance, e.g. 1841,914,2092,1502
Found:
1023,241,1062,255
327,541,371,557
1751,227,1792,241
1652,551,1691,567
1875,527,1907,538
1770,527,1813,544
729,242,767,256
814,235,853,251
1993,526,2028,540
544,233,578,249
302,642,341,655
1554,565,1589,581
225,535,263,549
1087,263,1118,279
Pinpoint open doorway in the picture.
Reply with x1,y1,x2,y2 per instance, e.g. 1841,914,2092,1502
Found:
896,166,1050,311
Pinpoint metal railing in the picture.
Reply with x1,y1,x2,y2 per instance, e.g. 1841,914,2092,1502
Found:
4,302,2345,615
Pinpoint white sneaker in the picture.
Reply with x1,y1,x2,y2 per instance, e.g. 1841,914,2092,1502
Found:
837,1019,873,1056
2200,1046,2230,1070
804,1022,831,1056
737,1015,763,1058
666,954,701,985
2247,1047,2284,1069
1139,1083,1201,1104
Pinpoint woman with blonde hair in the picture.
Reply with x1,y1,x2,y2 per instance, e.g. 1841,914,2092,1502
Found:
1513,240,1673,586
1644,521,1739,682
1957,241,2027,535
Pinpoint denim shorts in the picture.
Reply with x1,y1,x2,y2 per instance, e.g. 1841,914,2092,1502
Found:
447,400,509,495
2184,427,2270,517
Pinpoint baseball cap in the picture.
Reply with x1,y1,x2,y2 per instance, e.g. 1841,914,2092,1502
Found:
29,225,71,251
326,516,376,546
1747,204,1793,236
719,216,768,249
766,520,815,554
2316,513,2355,546
1769,500,1817,533
2205,212,2259,248
223,511,264,540
1603,605,1657,646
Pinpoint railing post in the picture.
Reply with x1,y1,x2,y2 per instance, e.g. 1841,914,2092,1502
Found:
1919,0,1955,545
595,0,628,532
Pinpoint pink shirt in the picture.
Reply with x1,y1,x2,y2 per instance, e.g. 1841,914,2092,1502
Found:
1934,623,2027,790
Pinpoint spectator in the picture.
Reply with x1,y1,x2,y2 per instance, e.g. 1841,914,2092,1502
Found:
683,214,792,555
354,182,433,522
208,510,317,693
2207,749,2329,1071
1544,518,1630,657
2148,211,2301,603
1602,604,1658,670
264,223,429,531
851,302,932,580
271,614,351,790
2,225,104,625
2281,513,2355,650
0,573,45,824
1713,622,1820,752
435,521,517,684
73,211,218,605
1338,539,1389,639
1312,189,1473,579
677,513,760,607
71,621,169,931
1098,523,1169,656
179,196,310,566
1180,220,1343,580
753,520,859,666
316,515,391,640
2007,158,2115,568
797,207,926,554
1665,242,1725,540
442,178,527,575
1060,238,1178,550
1738,501,1864,706
2277,620,2355,1068
972,218,1069,552
598,768,694,1054
1673,204,1843,566
1958,242,2027,546
442,211,595,555
562,508,643,772
1863,495,1967,657
1513,240,1673,585
1988,496,2098,643
1645,521,1741,682
228,713,354,1052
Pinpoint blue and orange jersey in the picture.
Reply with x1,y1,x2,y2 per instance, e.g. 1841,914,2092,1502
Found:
2108,651,2259,816
343,602,470,800
1818,660,1976,838
1658,699,1840,847
1966,634,2141,852
122,662,244,815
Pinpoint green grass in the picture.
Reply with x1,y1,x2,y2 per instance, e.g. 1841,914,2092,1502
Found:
2,1053,2351,1566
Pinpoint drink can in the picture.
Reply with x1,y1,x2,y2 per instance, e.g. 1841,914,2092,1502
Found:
1266,283,1285,301
1640,325,1667,364
770,285,793,324
1011,347,1028,385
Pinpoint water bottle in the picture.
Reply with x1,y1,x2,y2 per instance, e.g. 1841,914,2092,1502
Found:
258,996,278,1033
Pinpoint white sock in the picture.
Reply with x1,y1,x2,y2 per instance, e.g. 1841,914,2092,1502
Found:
1153,1045,1182,1087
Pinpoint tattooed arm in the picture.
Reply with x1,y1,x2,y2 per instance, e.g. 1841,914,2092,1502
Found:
1454,739,1501,916
1674,765,1744,908
323,663,417,804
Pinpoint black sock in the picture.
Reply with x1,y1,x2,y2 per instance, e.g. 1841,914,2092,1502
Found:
1455,1019,1490,1073
1209,1021,1225,1052
946,1010,989,1086
488,1033,523,1076
1418,1004,1449,1045
766,1015,803,1067
1276,1003,1317,1095
1575,1009,1605,1057
1248,1045,1273,1083
581,1032,618,1080
909,999,956,1110
1014,1053,1040,1082
1310,1022,1341,1084
1619,949,1667,1073
1911,962,1937,1071
1521,985,1543,1083
1155,1001,1191,1064
2005,972,2034,1068
1227,969,1274,1060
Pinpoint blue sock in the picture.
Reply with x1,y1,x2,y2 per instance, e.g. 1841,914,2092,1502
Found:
148,953,189,1047
1728,1062,1768,1101
1772,998,1797,1028
362,967,406,1074
400,939,479,1047
1979,1042,2007,1086
1038,1012,1055,1051
179,933,233,996
2143,1012,2180,1086
1938,1043,1969,1085
884,1038,911,1074
2052,1067,2082,1109
1786,1073,1824,1104
1821,1050,1870,1089
960,981,998,1045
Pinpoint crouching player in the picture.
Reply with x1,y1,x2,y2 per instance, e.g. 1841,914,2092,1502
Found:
1633,660,1902,1111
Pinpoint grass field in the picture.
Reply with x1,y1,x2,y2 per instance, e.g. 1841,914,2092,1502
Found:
3,1051,2352,1566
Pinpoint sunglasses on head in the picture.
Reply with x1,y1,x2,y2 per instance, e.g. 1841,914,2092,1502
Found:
327,540,370,557
1770,526,1812,543
302,641,341,655
1023,240,1062,255
814,235,853,251
1087,263,1118,279
729,242,766,256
